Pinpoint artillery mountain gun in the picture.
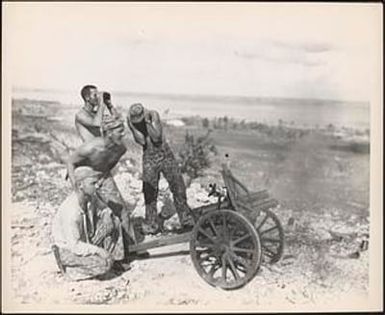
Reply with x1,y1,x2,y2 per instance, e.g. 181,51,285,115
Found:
128,155,284,290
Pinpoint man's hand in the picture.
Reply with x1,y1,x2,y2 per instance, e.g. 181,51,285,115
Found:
103,92,113,109
94,246,111,260
83,245,110,258
144,112,152,124
126,115,146,146
127,116,137,131
144,111,162,143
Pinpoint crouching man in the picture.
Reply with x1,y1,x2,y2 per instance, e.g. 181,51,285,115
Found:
51,166,124,281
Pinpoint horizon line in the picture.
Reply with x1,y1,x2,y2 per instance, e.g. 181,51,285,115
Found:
12,86,369,105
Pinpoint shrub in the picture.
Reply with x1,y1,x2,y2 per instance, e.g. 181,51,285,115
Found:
177,130,218,179
202,118,210,128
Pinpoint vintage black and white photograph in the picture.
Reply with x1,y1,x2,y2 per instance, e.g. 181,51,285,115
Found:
2,2,383,313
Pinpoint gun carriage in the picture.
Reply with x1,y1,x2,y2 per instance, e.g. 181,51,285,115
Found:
129,157,284,290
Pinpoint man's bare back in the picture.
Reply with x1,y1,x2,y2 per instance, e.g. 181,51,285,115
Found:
67,130,127,186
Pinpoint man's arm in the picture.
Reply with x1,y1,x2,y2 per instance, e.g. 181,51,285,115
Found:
75,97,106,128
107,106,120,118
65,213,109,258
145,111,162,143
127,117,146,146
118,129,134,152
104,96,120,118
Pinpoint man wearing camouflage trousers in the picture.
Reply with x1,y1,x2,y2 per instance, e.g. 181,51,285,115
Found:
127,103,193,235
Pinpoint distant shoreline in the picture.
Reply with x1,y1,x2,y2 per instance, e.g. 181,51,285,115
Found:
11,97,370,137
12,87,369,107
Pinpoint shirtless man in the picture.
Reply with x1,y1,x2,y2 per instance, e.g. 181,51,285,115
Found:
52,166,124,280
127,103,193,235
75,85,117,142
67,116,136,260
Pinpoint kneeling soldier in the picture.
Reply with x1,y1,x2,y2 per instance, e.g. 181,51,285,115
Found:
51,166,125,281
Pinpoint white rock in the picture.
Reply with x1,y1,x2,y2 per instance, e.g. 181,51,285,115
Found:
188,182,202,192
132,204,145,218
58,168,68,179
129,179,142,191
164,214,181,230
135,195,145,207
157,200,164,211
159,178,169,191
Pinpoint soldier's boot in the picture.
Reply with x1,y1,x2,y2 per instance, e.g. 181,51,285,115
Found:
141,202,161,235
174,208,194,233
112,260,132,272
141,221,160,235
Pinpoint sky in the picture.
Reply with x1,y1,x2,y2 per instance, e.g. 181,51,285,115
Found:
3,2,382,101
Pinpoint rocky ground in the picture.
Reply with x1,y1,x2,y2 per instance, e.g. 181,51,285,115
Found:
6,98,371,311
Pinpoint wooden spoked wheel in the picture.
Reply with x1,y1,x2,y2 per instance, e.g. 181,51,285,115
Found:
190,210,262,290
254,208,284,264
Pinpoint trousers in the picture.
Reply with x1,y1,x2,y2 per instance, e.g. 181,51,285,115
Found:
95,173,137,253
142,144,191,226
54,246,112,281
91,208,125,261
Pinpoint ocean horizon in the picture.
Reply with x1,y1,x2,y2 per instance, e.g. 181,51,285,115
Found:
11,87,370,130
